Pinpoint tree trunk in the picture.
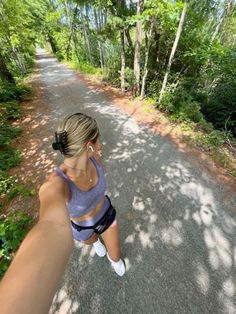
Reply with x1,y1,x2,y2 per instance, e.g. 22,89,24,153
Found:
11,47,26,75
81,9,93,64
65,1,79,61
133,0,144,96
47,31,58,54
125,28,133,51
0,51,14,83
94,8,105,68
140,22,154,99
211,0,233,43
120,29,126,92
158,0,188,103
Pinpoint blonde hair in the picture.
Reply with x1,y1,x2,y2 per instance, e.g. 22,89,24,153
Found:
56,113,99,157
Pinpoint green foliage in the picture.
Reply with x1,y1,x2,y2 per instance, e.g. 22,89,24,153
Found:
0,170,35,202
158,84,204,124
72,61,102,75
0,100,22,148
158,89,176,113
194,130,226,150
0,123,21,147
196,119,214,133
203,76,236,135
0,212,31,278
147,80,162,100
0,82,31,102
0,148,21,171
1,100,21,120
124,67,135,90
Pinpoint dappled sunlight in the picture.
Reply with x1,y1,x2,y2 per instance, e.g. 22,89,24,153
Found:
160,221,183,247
194,262,210,294
50,287,80,314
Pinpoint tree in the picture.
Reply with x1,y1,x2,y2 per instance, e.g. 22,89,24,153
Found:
158,0,188,103
133,0,144,95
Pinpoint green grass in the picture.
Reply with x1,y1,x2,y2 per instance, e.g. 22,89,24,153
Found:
70,61,103,75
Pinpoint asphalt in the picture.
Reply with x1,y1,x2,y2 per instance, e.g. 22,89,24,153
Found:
35,49,236,314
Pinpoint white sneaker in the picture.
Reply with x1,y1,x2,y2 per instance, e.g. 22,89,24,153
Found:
93,239,107,257
107,253,126,277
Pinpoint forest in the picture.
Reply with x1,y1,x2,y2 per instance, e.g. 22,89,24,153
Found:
0,0,236,275
1,0,236,135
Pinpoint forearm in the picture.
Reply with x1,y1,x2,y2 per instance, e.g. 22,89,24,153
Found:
0,220,73,314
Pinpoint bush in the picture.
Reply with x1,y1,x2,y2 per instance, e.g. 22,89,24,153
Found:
124,67,135,91
203,77,236,136
0,100,21,120
0,170,35,202
72,61,102,75
0,123,21,147
196,118,214,133
0,81,30,102
0,212,31,277
158,87,203,123
0,148,21,171
147,80,162,100
195,130,226,150
158,90,176,113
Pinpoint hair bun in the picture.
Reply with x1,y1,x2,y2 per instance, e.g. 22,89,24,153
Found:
52,142,60,150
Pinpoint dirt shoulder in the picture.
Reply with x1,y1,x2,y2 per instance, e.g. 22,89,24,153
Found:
7,68,53,220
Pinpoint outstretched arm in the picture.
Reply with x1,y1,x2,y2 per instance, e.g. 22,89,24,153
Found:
0,181,73,314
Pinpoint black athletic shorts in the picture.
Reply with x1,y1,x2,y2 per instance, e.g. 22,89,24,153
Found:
71,196,116,235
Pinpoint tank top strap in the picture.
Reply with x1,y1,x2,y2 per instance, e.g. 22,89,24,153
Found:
54,167,73,184
90,156,102,169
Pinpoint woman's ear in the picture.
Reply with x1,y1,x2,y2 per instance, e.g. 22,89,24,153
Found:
86,142,94,153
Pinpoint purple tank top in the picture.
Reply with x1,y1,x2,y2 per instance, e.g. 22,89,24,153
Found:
54,157,107,218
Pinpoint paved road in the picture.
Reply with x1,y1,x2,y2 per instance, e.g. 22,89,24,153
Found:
35,49,236,314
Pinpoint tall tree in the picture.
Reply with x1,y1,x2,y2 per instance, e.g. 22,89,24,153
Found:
133,0,144,96
159,0,188,103
140,20,154,98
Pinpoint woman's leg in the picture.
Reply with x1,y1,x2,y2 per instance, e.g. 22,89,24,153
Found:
100,220,121,262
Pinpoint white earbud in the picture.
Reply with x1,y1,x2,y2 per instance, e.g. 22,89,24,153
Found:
89,146,94,153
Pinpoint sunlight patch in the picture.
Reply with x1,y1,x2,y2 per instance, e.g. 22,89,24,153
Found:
132,196,145,211
160,226,183,247
204,229,215,249
139,230,153,249
223,278,235,297
192,211,202,225
125,234,135,244
208,250,220,270
194,263,209,295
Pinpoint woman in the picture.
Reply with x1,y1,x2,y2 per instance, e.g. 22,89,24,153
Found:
47,112,126,276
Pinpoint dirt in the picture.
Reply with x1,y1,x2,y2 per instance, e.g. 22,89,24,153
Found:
5,68,54,220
